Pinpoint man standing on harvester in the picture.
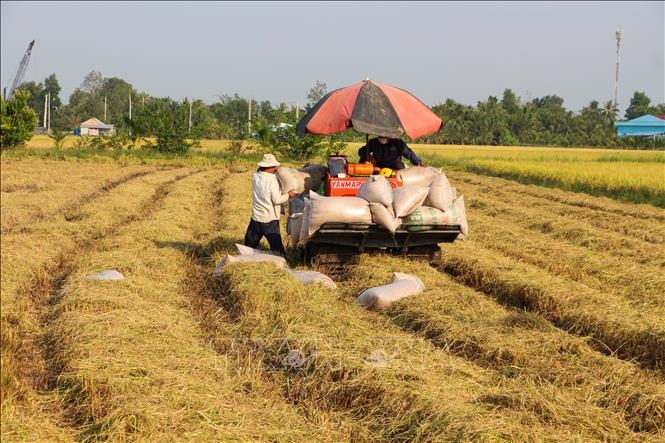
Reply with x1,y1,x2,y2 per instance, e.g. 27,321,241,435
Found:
358,136,425,171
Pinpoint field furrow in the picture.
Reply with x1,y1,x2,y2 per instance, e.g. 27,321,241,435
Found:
450,171,665,243
1,166,191,441
39,168,358,441
341,256,665,434
465,190,665,268
205,170,651,442
2,151,663,442
438,241,665,371
465,212,665,309
1,159,155,234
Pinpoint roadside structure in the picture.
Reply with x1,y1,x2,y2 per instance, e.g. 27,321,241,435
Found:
614,114,665,138
77,118,115,136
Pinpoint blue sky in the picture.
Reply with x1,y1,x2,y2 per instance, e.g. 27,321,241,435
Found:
2,1,663,116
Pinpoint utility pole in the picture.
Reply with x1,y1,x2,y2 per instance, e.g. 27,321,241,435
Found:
46,93,51,132
614,28,623,110
104,96,107,121
248,97,252,135
129,93,132,120
188,97,192,134
43,93,48,128
296,101,299,120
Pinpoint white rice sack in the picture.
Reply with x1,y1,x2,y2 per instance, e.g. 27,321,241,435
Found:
287,269,337,289
395,166,438,188
307,191,372,238
392,185,429,217
403,197,468,238
403,205,449,226
356,272,425,311
369,202,402,232
213,252,287,276
424,172,456,211
276,166,309,193
357,175,393,206
298,197,312,245
299,164,328,193
447,195,469,238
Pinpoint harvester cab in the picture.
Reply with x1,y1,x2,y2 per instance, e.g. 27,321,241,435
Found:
324,156,401,197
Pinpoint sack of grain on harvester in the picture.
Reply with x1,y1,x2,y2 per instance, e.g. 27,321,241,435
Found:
403,195,469,237
286,212,303,246
369,202,401,233
276,164,327,195
392,185,429,217
395,166,440,188
357,174,394,207
356,272,425,311
212,244,288,276
305,190,372,239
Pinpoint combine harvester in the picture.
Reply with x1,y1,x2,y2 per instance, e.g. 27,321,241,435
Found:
302,156,461,266
294,79,463,267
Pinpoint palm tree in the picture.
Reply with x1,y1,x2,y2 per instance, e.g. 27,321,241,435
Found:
602,100,618,123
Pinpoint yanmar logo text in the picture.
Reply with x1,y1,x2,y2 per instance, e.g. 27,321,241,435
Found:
331,180,363,189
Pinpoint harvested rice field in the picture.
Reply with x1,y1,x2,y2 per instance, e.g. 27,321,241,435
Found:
1,149,664,442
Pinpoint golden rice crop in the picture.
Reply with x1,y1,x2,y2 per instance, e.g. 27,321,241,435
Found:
1,167,190,440
3,147,664,442
40,168,356,441
0,159,154,234
209,170,651,442
342,256,665,434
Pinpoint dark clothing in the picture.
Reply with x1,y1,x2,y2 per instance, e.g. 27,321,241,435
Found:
244,219,285,254
357,138,422,170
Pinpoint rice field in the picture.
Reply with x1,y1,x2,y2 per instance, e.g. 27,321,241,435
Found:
1,143,664,442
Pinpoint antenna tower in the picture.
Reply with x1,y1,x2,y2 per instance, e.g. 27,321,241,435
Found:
614,28,623,108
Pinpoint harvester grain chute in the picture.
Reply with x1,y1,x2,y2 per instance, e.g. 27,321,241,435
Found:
294,79,464,267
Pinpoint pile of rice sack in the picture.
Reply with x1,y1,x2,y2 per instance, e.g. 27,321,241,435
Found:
283,165,468,246
213,244,337,289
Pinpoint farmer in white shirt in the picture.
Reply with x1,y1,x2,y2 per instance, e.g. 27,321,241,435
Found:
244,153,297,255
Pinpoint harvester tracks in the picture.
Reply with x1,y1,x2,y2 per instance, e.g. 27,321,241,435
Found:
1,169,160,236
4,168,199,439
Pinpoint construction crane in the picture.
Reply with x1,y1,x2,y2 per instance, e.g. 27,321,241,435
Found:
4,40,35,101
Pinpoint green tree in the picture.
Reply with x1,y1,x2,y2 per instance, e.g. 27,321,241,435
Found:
305,80,327,111
99,77,134,127
17,80,43,119
624,91,651,120
0,90,38,149
210,94,251,138
43,74,63,109
48,129,67,149
142,98,199,155
650,103,665,115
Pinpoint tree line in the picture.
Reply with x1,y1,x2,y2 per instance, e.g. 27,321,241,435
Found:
2,71,664,152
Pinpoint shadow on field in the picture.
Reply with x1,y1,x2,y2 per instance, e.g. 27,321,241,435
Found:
153,239,198,253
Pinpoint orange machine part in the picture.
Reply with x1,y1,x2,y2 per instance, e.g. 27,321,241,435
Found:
346,163,375,176
325,175,403,197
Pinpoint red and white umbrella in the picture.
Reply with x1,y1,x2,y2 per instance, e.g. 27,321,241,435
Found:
296,79,442,140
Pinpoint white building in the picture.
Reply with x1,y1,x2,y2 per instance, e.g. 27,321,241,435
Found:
79,118,115,136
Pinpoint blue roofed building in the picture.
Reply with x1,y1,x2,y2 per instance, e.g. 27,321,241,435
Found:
614,114,665,137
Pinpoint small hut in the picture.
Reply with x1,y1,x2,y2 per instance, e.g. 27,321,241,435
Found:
77,118,115,136
614,115,665,137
